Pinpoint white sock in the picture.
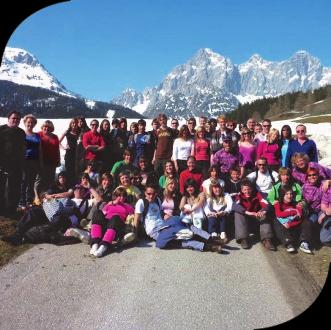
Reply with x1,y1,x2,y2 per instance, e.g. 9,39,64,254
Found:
220,232,226,239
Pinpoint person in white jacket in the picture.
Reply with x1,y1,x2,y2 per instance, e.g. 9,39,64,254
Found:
204,180,233,243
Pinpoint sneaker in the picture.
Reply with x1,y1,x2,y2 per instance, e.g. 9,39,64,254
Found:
240,238,251,249
69,228,90,244
262,239,276,251
94,244,108,258
220,232,228,244
90,243,99,255
299,241,312,254
286,244,296,253
120,232,136,246
204,242,222,253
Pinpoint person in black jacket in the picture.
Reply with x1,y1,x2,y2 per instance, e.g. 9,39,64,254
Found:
0,111,26,215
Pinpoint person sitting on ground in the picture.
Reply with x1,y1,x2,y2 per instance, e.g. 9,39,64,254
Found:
246,157,279,198
133,183,223,253
179,156,203,194
135,156,158,189
89,187,135,258
44,171,74,200
290,152,331,186
202,165,225,198
273,185,313,254
232,180,275,251
162,178,182,220
179,179,206,229
204,180,233,243
267,167,302,205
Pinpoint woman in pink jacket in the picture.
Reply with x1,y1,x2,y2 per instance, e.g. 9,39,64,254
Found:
89,186,134,257
256,128,281,172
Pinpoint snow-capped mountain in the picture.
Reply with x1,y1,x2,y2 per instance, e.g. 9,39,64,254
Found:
113,48,331,118
0,47,75,97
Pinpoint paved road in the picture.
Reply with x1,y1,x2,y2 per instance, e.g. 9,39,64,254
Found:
0,240,319,330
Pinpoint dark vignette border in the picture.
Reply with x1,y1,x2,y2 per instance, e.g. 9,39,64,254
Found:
0,1,329,329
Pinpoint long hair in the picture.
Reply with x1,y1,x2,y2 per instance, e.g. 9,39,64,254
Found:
209,180,225,206
183,179,199,198
278,185,295,210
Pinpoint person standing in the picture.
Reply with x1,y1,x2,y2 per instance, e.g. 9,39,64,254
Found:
37,120,61,194
152,113,175,178
0,111,26,215
20,114,42,209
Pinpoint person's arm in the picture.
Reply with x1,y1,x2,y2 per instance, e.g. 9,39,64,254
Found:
310,140,318,163
172,140,179,172
267,185,277,205
45,189,74,200
192,192,206,210
224,194,233,214
59,131,68,150
133,213,142,237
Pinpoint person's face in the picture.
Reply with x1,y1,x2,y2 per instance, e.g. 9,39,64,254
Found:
295,157,307,170
42,124,52,134
87,164,94,172
212,185,221,196
284,191,294,204
25,118,35,130
139,159,146,170
102,121,110,131
167,182,176,192
296,126,306,139
152,122,159,130
124,154,132,163
197,130,204,138
187,120,195,131
262,121,271,134
81,177,89,186
112,122,119,129
115,195,126,204
120,121,126,129
90,121,98,132
171,120,179,129
102,178,111,188
247,119,256,130
270,132,279,142
71,121,78,130
120,175,130,186
205,123,211,132
254,125,262,134
281,127,291,138
159,117,167,127
58,176,66,185
145,188,156,202
242,132,251,141
218,119,226,129
165,162,174,173
78,119,84,127
199,118,206,127
138,123,145,133
8,113,21,128
74,188,84,199
187,159,195,170
230,170,240,181
223,141,231,152
280,173,290,184
210,168,218,178
226,122,234,131
242,185,252,197
209,121,217,130
131,125,138,134
186,185,195,196
307,172,319,185
257,160,267,173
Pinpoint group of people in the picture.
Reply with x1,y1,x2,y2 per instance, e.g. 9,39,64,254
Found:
1,111,331,258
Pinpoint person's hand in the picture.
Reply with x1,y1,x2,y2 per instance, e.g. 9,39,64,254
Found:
322,180,331,192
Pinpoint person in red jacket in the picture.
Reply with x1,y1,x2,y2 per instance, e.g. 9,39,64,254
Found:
273,185,313,254
179,156,203,194
233,179,275,250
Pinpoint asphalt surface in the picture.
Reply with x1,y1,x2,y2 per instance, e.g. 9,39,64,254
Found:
0,239,320,330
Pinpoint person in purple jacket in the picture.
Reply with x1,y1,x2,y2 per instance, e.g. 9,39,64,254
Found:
320,186,331,246
285,124,318,168
291,153,331,188
212,137,244,180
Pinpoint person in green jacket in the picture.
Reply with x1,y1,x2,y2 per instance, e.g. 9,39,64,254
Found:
267,167,302,205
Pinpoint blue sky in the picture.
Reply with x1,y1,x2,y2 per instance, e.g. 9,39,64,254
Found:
7,0,331,101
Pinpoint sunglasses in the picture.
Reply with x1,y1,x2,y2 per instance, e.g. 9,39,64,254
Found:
296,130,305,133
145,192,155,196
257,163,267,166
307,174,317,177
91,123,98,127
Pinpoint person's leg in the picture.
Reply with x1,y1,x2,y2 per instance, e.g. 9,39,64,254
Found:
320,217,331,245
207,216,218,234
299,218,313,245
7,166,23,213
234,212,249,240
273,219,294,246
181,240,204,251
